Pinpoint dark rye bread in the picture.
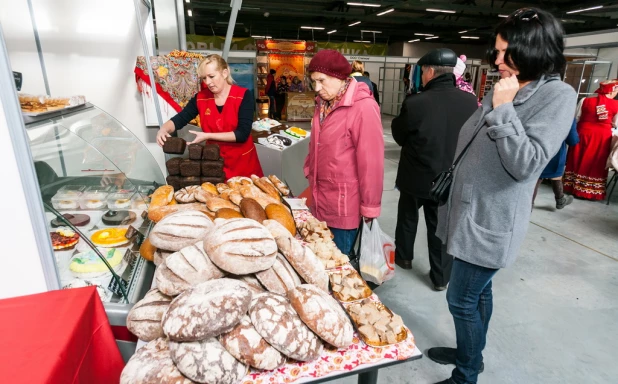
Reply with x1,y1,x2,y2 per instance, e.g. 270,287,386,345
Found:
166,157,182,176
162,137,186,154
120,338,192,384
126,288,172,341
180,159,201,177
204,218,277,275
162,278,252,341
201,160,224,177
201,176,225,185
202,144,220,160
249,292,323,362
169,338,247,383
179,176,201,189
188,144,203,160
149,211,214,252
240,198,267,223
166,175,181,191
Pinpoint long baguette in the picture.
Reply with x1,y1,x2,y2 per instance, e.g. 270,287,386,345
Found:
268,175,290,196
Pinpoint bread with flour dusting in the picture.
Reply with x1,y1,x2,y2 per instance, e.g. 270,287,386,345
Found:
155,263,191,296
220,315,286,370
149,210,213,252
153,249,173,267
249,292,323,361
204,218,277,274
165,241,225,286
162,278,252,341
126,288,172,341
169,338,247,384
255,253,301,295
275,234,329,292
120,338,192,384
288,284,354,348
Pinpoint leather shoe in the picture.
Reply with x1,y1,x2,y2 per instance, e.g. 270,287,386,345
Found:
395,257,412,270
433,285,447,291
427,347,484,373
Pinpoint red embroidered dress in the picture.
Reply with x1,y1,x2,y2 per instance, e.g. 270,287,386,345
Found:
564,94,618,200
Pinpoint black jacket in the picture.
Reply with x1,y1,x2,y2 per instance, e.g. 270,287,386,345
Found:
392,73,478,198
371,81,380,105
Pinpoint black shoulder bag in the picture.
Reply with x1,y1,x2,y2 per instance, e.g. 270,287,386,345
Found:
429,122,486,205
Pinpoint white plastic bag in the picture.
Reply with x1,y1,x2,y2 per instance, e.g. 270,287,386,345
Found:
359,220,396,285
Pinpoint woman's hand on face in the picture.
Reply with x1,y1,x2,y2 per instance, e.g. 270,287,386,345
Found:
188,131,210,145
492,75,520,109
156,129,171,147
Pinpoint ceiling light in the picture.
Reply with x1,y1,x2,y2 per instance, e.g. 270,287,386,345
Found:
187,10,192,17
353,40,371,43
461,36,480,39
459,30,468,34
347,2,381,7
301,26,325,30
361,30,382,33
426,36,439,40
566,5,603,14
408,39,420,43
349,21,361,26
377,8,395,16
327,30,337,34
498,14,509,18
251,35,272,39
414,33,434,36
426,8,456,14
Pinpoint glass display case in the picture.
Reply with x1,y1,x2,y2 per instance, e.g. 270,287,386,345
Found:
24,103,164,331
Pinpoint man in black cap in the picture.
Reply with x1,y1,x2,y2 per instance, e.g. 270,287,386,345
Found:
391,48,478,290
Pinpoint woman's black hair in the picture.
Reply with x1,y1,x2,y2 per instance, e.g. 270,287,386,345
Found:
487,8,566,81
269,69,276,75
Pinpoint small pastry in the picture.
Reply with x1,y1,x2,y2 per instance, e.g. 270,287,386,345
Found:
85,199,105,209
114,199,131,209
91,228,130,248
102,210,136,226
50,227,80,250
50,214,91,228
58,200,78,209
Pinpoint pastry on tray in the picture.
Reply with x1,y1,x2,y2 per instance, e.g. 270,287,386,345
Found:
329,268,372,302
91,228,130,248
50,227,80,250
50,213,91,228
102,210,136,226
346,298,407,347
69,248,124,275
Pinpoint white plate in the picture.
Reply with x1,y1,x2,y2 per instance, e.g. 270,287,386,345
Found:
284,197,309,210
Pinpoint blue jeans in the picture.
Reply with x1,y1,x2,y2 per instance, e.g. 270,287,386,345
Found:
447,258,499,384
330,227,358,255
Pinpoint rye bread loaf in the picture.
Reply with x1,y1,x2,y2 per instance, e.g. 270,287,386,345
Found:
153,249,174,267
204,218,277,274
149,211,214,252
233,275,266,294
166,241,225,282
220,315,286,370
169,338,247,384
249,292,323,362
288,284,354,348
275,234,329,292
126,288,172,341
120,338,192,384
162,278,252,342
255,253,301,295
155,263,191,296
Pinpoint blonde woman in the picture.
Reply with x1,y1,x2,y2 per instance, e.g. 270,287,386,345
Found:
350,60,374,95
157,54,263,178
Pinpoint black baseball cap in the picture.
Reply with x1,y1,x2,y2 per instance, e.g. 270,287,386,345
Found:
417,48,458,67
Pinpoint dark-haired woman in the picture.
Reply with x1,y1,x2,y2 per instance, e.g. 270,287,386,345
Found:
427,8,577,384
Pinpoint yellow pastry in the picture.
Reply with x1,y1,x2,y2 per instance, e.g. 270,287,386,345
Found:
91,228,129,247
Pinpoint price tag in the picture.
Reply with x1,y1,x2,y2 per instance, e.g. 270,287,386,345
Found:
123,248,137,266
107,276,129,297
141,210,149,220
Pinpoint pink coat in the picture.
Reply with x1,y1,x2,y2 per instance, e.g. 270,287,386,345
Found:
303,80,384,230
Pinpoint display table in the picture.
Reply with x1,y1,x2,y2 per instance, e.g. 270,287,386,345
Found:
0,287,125,383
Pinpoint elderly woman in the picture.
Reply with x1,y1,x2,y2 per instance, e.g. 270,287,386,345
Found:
304,49,384,255
428,8,577,384
157,54,263,178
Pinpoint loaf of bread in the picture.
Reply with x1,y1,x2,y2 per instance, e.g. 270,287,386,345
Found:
155,263,191,296
201,160,224,177
201,182,218,195
215,208,244,220
126,288,172,341
216,183,231,194
227,177,252,191
162,137,187,154
149,185,174,211
263,219,292,239
265,203,296,236
256,253,301,295
169,338,247,384
166,157,182,176
240,198,267,223
269,174,290,196
153,249,173,266
162,278,252,341
188,143,203,160
163,241,225,292
276,234,329,292
166,175,181,191
179,176,201,188
234,275,266,294
180,159,201,177
288,284,354,348
149,210,214,251
218,189,232,201
229,190,243,206
202,143,220,160
196,189,241,212
240,184,282,209
249,293,323,361
174,185,200,203
252,175,281,200
120,338,192,384
201,176,225,185
139,238,156,262
204,218,277,274
148,202,214,222
220,315,286,370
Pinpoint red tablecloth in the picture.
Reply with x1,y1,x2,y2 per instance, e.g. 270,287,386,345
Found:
0,287,124,384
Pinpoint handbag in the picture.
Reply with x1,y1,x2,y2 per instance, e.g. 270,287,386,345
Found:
429,122,486,204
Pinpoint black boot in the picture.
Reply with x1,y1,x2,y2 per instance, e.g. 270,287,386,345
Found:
552,180,573,209
426,347,484,373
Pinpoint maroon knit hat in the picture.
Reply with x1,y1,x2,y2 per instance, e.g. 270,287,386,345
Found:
308,49,351,80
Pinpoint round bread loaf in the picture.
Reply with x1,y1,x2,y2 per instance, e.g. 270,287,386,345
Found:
155,263,191,296
139,238,156,262
249,292,323,361
174,185,201,203
215,208,244,220
149,210,213,252
120,338,192,384
288,284,354,348
255,253,301,295
154,249,174,266
263,219,292,239
126,288,172,341
162,278,252,342
265,203,296,236
220,315,286,370
204,218,277,274
169,338,247,384
231,275,266,294
164,241,225,289
240,198,267,223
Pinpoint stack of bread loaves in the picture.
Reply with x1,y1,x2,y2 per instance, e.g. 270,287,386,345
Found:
123,216,354,384
164,139,226,190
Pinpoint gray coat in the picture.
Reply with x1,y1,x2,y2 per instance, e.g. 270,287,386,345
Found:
436,75,577,269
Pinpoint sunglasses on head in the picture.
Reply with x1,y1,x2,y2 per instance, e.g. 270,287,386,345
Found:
510,8,542,24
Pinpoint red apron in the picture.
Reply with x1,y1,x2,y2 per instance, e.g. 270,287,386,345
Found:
196,84,263,179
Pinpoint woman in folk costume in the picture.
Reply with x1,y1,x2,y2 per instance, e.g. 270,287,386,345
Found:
564,79,618,200
157,54,263,178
